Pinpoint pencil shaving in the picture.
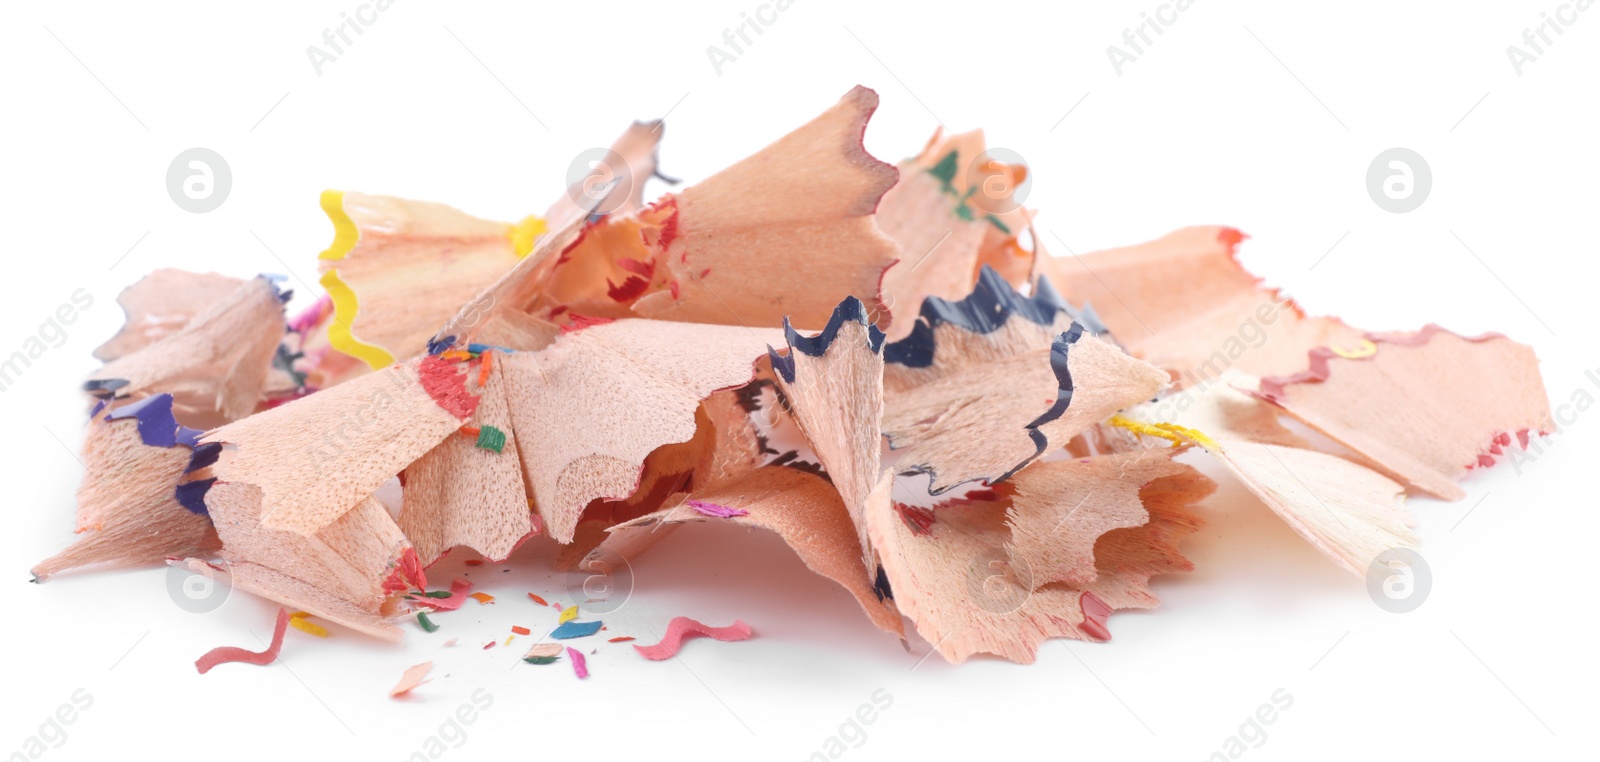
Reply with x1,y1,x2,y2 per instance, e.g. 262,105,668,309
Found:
32,85,1551,671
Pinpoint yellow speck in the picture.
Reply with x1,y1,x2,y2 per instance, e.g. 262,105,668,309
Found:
509,215,548,258
1331,339,1377,359
1108,415,1221,452
289,615,329,638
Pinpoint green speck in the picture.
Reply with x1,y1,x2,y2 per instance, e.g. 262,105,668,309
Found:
476,425,507,453
419,590,453,599
417,611,439,633
523,656,559,665
927,150,960,192
985,214,1012,235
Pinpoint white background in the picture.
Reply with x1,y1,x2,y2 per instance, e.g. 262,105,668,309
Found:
2,1,1597,759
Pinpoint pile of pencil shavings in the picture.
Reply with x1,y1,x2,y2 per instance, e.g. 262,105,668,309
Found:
36,85,1552,665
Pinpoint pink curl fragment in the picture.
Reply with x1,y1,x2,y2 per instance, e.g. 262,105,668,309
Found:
684,500,748,519
634,617,753,661
1076,591,1113,642
288,293,333,334
196,608,290,674
567,647,589,679
413,578,474,611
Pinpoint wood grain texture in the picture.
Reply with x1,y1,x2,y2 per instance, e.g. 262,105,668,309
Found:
498,318,781,542
1256,327,1551,500
1122,373,1416,577
204,482,410,640
1005,448,1195,589
32,411,219,581
205,357,473,536
868,467,1210,664
772,301,885,573
93,268,244,362
1211,439,1415,577
1040,226,1367,384
632,86,900,329
400,354,534,564
323,192,519,363
89,276,285,428
885,318,1166,494
876,134,991,340
600,466,904,637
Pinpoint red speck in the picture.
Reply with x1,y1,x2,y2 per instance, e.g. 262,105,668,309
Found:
1217,227,1246,250
669,280,681,299
647,196,681,252
464,559,483,567
1077,592,1112,641
483,641,496,650
555,224,593,266
528,593,549,606
606,275,650,302
511,626,531,636
382,548,427,596
894,504,936,536
617,257,654,277
417,355,481,420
